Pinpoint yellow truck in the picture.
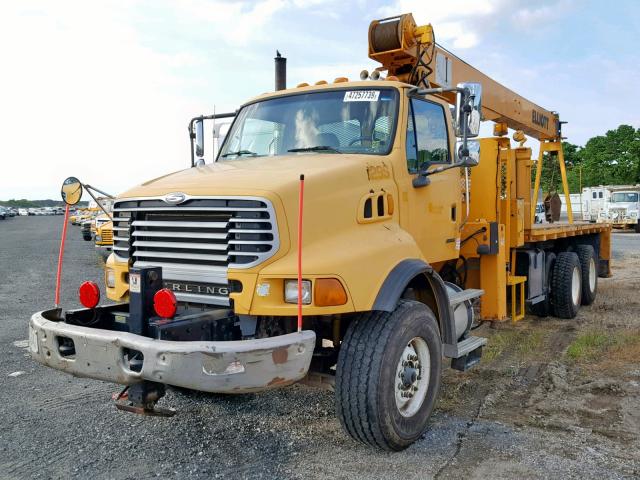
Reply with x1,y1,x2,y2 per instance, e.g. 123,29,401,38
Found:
94,216,114,258
70,209,89,225
30,13,611,450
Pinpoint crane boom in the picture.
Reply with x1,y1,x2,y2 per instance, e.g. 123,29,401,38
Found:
368,14,561,141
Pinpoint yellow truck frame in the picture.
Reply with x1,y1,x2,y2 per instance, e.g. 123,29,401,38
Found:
30,13,611,451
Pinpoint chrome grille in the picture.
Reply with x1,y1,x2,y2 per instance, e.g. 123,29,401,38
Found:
112,196,279,306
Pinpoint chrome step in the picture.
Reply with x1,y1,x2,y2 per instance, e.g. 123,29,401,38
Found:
449,288,484,305
448,336,487,371
443,335,487,359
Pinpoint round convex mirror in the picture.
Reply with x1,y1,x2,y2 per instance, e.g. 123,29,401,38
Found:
61,177,83,205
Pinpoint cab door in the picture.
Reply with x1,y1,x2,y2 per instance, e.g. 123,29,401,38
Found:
397,96,460,263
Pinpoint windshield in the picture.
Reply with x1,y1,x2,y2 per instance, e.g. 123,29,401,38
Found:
611,192,639,203
218,88,399,159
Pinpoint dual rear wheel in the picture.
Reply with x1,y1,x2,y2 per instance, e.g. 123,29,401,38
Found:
543,245,598,319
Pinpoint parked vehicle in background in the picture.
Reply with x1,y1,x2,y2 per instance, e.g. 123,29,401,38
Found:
581,185,640,231
582,186,610,223
18,208,29,216
82,219,93,241
6,208,17,217
94,219,113,259
608,187,640,232
534,202,545,223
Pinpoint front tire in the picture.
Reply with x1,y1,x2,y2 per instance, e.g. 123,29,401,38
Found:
551,252,582,319
335,300,442,451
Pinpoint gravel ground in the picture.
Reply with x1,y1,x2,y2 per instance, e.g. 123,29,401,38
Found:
0,216,638,479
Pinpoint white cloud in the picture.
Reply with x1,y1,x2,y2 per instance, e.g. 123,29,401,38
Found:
378,0,506,48
512,0,575,29
378,0,577,49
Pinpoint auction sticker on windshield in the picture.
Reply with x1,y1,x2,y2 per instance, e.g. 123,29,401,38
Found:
344,90,380,102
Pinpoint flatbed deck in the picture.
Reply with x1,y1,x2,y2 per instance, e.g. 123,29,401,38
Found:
525,222,612,242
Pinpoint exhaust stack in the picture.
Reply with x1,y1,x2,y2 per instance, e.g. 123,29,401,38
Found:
275,50,286,91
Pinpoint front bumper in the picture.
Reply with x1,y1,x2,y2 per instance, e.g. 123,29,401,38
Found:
30,309,316,393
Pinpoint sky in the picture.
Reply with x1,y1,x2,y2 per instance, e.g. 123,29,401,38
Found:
1,0,639,200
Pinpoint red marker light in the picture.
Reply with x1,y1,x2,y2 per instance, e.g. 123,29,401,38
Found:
78,281,100,308
154,288,177,319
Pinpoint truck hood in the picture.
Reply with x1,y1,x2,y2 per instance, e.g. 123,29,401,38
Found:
609,203,636,210
118,154,375,199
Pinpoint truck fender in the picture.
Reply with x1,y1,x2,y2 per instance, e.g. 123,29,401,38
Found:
372,258,456,346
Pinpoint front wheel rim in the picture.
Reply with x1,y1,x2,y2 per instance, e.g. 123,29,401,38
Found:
572,265,581,306
394,337,430,417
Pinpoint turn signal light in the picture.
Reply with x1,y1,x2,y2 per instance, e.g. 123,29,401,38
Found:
154,288,177,319
314,278,348,306
78,281,100,308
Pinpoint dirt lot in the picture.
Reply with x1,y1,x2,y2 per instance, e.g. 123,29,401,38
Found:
1,217,639,479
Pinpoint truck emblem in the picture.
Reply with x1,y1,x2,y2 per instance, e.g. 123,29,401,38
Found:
163,192,187,205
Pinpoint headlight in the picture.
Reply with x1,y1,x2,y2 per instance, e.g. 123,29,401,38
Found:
105,268,115,288
629,210,638,218
284,279,312,304
95,234,102,241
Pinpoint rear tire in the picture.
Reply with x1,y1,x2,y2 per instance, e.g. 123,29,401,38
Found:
335,300,442,451
635,222,640,234
576,245,597,305
551,252,582,319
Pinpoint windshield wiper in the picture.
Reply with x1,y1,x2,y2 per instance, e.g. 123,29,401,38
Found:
221,149,257,158
287,146,341,153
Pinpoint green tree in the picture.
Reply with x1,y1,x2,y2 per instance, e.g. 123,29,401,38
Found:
532,141,582,194
580,125,640,187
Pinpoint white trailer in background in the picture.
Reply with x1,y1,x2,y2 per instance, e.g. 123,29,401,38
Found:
582,186,610,223
559,193,586,222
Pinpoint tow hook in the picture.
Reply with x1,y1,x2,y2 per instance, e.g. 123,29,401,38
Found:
114,381,176,417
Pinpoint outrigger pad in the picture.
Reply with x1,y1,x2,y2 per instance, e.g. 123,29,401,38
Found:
114,381,176,417
115,401,176,417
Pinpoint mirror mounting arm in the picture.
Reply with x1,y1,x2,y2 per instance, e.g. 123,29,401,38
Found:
412,161,469,188
407,86,467,97
188,112,236,167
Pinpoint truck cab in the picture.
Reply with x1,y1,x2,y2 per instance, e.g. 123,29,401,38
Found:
608,189,640,231
105,81,471,312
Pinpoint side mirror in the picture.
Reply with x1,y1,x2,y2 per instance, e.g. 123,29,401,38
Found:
455,82,482,138
61,177,83,205
456,140,480,167
195,119,204,158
